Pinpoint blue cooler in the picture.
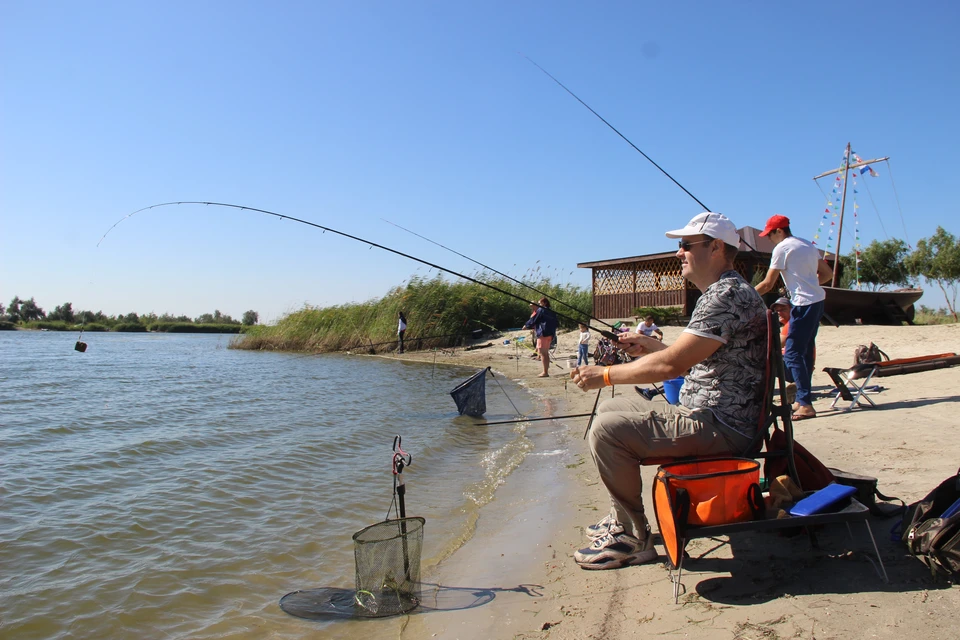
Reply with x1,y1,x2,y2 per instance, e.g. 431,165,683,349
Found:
662,376,685,405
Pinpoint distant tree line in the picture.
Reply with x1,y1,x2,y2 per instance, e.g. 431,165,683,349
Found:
836,226,960,321
0,298,260,331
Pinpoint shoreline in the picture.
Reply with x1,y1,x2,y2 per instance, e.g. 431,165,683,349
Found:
392,321,960,639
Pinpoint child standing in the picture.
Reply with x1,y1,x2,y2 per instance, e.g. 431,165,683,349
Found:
577,323,591,366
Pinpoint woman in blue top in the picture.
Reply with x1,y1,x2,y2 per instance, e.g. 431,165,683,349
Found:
524,297,558,377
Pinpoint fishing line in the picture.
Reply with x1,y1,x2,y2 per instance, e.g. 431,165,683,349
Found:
525,57,759,254
381,218,609,328
97,202,623,342
74,321,88,352
523,55,711,213
486,368,523,418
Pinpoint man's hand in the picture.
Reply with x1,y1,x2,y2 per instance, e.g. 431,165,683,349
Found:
613,333,668,358
570,365,606,391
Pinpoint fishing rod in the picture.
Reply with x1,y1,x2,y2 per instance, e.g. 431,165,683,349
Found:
380,218,613,330
525,58,760,254
97,201,623,342
478,412,594,426
524,55,712,213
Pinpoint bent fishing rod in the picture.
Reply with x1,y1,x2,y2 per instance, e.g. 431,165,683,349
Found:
524,57,758,254
97,201,623,341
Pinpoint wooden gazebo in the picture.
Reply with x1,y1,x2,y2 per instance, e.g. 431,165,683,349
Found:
577,226,777,319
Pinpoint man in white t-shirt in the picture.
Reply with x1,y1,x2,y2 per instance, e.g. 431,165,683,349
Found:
635,315,664,341
755,214,833,420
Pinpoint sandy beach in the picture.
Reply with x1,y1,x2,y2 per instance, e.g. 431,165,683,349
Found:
395,320,960,640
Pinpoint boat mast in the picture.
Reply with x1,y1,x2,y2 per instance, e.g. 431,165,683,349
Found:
812,147,889,288
832,142,852,287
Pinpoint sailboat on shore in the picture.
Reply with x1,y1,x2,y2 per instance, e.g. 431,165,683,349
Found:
812,143,923,325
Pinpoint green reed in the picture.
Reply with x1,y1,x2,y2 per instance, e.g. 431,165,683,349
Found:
232,274,592,353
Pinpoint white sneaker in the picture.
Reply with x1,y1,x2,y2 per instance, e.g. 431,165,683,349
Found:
586,514,624,540
574,528,657,570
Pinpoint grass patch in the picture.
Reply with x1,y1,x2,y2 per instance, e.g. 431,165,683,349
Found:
233,274,592,353
914,310,958,325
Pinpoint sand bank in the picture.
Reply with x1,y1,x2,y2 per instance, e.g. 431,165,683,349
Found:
396,321,960,639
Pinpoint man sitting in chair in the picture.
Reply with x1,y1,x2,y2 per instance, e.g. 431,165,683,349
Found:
570,212,767,570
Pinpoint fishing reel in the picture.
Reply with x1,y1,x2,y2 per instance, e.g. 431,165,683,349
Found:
392,435,412,476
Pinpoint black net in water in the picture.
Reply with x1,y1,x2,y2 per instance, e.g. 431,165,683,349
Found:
352,517,425,617
450,367,489,416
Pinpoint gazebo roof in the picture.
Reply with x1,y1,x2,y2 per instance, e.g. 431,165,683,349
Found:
577,226,776,269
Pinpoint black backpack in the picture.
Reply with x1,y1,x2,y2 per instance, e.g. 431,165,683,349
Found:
900,468,960,581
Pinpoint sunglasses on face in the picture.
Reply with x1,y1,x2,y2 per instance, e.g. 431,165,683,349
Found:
678,238,714,251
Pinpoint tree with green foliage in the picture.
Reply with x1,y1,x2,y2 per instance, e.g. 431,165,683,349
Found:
7,296,22,322
906,226,960,321
242,310,259,325
853,239,912,290
49,302,76,323
19,297,45,321
836,254,856,289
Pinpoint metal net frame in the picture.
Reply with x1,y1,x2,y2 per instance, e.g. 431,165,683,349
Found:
352,517,425,617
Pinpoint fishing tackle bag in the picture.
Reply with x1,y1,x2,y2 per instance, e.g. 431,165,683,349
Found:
852,342,889,368
593,338,627,366
827,467,905,517
900,468,960,581
652,458,764,569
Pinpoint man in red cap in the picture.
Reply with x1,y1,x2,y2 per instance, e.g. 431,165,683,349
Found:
755,214,833,420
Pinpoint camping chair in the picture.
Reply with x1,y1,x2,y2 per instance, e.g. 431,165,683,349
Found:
640,310,797,475
649,310,886,600
823,352,960,412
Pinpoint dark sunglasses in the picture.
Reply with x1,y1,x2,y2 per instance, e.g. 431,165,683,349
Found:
678,238,714,251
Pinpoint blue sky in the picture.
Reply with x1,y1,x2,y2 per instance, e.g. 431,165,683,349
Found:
2,1,957,323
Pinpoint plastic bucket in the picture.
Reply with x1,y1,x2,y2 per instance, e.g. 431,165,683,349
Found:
662,376,684,405
567,357,578,369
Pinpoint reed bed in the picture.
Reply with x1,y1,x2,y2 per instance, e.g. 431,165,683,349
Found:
232,274,592,354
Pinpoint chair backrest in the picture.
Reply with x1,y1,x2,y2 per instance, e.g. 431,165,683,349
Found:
747,309,800,485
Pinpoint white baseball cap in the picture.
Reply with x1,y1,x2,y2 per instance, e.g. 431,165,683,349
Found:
665,212,742,249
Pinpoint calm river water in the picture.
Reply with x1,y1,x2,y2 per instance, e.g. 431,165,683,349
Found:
0,331,570,639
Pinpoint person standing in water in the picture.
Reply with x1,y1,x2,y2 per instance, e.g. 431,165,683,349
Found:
524,298,558,377
397,311,407,354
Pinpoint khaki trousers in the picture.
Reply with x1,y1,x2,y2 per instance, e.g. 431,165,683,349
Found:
588,395,752,539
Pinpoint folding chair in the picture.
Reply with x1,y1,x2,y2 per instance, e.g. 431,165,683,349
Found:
823,352,960,412
651,311,886,601
823,364,881,411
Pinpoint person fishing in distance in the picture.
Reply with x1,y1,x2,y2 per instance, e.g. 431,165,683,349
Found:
397,311,407,354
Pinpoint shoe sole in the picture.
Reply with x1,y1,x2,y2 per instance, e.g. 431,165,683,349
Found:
575,549,658,570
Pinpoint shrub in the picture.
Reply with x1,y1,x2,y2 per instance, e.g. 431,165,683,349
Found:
630,306,684,326
113,323,148,332
233,274,593,353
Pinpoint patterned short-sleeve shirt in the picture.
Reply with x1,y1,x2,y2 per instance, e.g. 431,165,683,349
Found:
680,270,767,437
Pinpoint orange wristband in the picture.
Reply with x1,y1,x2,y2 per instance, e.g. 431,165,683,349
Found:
603,366,612,387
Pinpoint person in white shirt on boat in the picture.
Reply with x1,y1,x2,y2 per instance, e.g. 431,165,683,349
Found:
755,214,833,421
